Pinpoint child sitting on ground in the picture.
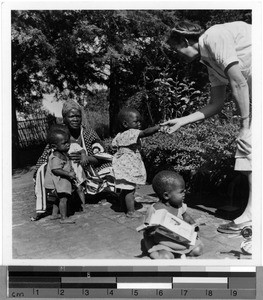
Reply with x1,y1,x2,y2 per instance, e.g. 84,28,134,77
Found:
112,107,161,218
143,170,204,259
44,126,77,224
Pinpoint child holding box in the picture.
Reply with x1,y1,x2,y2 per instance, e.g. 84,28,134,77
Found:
143,170,204,259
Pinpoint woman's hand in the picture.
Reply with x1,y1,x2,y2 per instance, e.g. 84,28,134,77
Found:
160,118,183,134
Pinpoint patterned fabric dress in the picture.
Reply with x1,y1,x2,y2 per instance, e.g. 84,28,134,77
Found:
112,129,147,189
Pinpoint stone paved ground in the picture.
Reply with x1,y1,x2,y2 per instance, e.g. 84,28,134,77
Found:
11,168,251,260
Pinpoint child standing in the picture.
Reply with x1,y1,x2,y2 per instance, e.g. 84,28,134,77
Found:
112,107,160,218
143,170,204,259
44,127,76,224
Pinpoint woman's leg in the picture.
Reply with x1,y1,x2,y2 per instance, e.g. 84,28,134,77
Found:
234,171,252,224
218,171,252,233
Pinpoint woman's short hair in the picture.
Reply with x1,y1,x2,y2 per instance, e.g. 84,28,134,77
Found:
167,20,204,45
152,170,184,200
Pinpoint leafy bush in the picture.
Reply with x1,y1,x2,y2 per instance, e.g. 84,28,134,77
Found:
125,73,210,127
150,75,208,121
143,119,239,191
104,118,239,194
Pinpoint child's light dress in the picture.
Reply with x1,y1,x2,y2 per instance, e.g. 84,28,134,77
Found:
68,143,86,186
112,129,146,190
44,152,73,195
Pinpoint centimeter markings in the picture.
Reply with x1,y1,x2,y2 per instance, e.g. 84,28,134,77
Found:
7,266,257,299
8,288,256,298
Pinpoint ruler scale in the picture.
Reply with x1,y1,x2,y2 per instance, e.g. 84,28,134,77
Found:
8,266,257,298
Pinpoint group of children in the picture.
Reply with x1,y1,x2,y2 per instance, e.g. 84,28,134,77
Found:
43,107,203,258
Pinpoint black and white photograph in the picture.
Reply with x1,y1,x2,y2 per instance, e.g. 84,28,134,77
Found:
1,1,262,268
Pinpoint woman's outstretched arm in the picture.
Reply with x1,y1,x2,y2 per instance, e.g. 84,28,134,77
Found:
161,85,226,133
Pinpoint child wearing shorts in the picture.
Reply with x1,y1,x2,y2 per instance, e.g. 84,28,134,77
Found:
44,126,76,224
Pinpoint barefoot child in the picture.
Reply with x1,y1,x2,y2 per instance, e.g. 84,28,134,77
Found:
49,124,88,212
44,126,76,224
143,170,204,259
112,107,160,218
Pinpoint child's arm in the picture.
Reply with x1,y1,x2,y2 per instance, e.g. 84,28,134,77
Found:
77,149,98,166
52,168,76,181
139,124,160,138
182,212,199,232
182,212,196,225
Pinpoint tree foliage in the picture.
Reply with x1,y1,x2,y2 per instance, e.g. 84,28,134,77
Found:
12,9,251,166
12,9,251,114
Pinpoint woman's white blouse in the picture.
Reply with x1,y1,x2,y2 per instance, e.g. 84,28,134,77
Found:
198,21,251,87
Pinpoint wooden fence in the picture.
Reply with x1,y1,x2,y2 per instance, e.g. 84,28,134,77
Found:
17,115,56,148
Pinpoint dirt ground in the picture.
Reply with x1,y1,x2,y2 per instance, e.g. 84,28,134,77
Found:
11,167,251,260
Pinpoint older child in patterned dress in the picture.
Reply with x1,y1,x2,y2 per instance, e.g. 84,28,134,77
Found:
112,107,160,218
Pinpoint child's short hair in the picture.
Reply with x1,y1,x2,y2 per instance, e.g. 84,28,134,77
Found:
117,107,139,130
152,170,184,200
47,124,70,145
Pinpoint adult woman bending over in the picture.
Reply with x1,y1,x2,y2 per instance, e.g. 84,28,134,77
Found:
162,20,252,237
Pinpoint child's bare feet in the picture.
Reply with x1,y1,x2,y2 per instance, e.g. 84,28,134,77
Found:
60,218,75,224
49,214,61,220
126,211,142,218
150,249,174,259
81,204,87,213
187,242,204,257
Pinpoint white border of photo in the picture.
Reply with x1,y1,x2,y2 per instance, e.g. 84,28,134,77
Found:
1,0,262,267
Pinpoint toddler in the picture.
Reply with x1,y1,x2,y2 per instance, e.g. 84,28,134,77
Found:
143,170,204,259
112,107,160,218
44,127,76,224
